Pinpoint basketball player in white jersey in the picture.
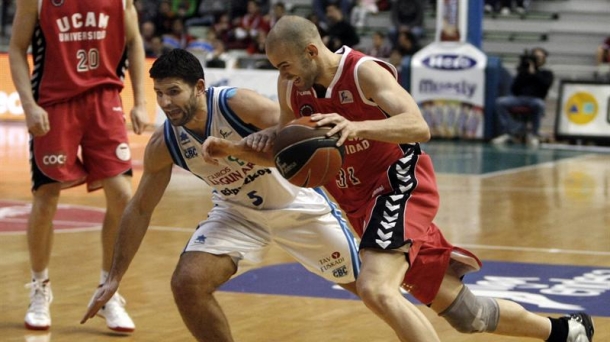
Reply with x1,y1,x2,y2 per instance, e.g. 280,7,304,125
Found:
81,49,360,341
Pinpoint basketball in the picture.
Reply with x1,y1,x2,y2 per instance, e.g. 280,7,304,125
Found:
273,116,345,188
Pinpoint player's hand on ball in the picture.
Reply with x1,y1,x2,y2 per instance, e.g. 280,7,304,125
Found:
80,281,119,324
310,113,357,146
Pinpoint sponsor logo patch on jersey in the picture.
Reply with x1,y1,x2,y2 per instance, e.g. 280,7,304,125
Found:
115,143,131,161
299,104,314,116
179,131,191,145
42,153,67,166
219,128,233,139
339,90,354,104
185,146,198,159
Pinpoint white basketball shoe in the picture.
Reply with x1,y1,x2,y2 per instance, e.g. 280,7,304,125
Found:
566,312,595,342
24,279,53,330
93,290,135,332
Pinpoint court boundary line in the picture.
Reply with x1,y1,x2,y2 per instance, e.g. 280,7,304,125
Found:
475,153,599,179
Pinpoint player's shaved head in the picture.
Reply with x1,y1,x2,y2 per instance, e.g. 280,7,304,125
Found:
266,15,323,54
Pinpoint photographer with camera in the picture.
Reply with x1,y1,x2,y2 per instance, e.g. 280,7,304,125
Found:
492,47,554,147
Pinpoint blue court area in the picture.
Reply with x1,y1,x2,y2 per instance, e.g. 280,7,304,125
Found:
421,140,589,175
220,261,610,317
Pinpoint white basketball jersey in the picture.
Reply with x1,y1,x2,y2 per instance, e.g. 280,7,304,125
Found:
164,86,309,209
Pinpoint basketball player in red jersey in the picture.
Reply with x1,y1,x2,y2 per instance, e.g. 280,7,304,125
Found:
9,0,148,333
256,15,593,342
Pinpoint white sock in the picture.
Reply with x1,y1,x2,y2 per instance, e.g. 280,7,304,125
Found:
100,270,109,285
32,269,49,282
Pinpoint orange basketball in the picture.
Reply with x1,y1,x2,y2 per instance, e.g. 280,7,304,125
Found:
273,116,344,188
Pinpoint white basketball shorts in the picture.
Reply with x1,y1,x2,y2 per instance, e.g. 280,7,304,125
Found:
184,188,360,284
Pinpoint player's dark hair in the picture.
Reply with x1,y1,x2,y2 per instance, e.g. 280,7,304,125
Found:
149,48,204,86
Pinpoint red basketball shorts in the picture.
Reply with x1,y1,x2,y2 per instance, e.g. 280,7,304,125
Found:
354,153,481,304
31,87,132,191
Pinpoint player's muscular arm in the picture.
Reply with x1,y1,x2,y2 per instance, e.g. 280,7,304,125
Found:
82,128,174,323
317,61,430,145
201,88,281,166
9,0,50,136
357,61,430,143
227,88,281,129
106,128,174,283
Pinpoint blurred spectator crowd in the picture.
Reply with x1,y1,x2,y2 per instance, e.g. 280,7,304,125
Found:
135,0,432,70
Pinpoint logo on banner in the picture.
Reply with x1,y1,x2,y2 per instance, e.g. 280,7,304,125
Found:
422,54,477,71
565,92,598,125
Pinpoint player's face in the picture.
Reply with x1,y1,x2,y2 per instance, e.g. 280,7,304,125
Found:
268,47,317,91
154,77,200,127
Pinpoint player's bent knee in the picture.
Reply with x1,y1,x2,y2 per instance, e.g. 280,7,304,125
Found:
439,286,499,334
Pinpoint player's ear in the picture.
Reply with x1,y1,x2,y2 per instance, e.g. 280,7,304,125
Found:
306,44,318,58
196,79,206,95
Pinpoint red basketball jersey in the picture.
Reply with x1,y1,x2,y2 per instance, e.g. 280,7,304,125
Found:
32,0,126,106
288,47,437,221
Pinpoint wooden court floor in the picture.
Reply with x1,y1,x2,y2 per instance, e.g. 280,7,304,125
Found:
1,121,608,342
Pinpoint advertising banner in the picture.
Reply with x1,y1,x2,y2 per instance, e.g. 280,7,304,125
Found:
410,42,488,139
556,81,610,140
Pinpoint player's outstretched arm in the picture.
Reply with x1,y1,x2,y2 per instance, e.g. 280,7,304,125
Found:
81,128,174,323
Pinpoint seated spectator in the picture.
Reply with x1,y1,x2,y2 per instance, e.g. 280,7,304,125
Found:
596,36,610,65
141,20,158,58
394,29,420,56
312,0,353,30
267,2,287,27
154,0,176,36
185,0,229,27
135,0,159,22
322,3,360,51
492,47,554,147
213,12,234,45
351,0,378,29
205,39,237,68
186,29,216,58
162,17,196,50
389,0,425,45
227,0,270,50
363,30,392,58
230,0,269,21
388,48,405,83
307,12,328,38
171,0,198,19
247,29,267,55
149,36,172,58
